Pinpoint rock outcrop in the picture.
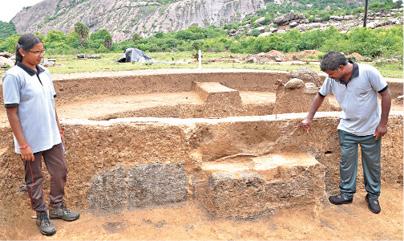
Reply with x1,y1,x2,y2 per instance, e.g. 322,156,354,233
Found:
12,0,265,41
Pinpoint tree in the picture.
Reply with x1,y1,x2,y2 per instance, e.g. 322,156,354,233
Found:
90,29,113,49
132,33,142,42
0,21,16,39
74,22,89,46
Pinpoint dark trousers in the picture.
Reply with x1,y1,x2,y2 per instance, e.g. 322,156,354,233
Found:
24,143,67,212
338,130,381,199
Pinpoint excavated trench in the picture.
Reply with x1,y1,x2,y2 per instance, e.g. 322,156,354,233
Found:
0,69,402,240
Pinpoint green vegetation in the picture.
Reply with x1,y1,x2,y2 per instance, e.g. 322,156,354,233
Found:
0,21,16,39
0,51,399,78
0,24,401,61
74,22,89,46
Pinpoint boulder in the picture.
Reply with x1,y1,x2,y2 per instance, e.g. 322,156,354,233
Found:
273,12,305,26
0,52,12,58
284,78,304,89
254,17,266,25
289,21,299,27
0,56,14,69
289,68,323,86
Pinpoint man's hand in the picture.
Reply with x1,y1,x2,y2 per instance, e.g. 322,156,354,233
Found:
299,118,312,133
374,124,387,140
21,145,35,161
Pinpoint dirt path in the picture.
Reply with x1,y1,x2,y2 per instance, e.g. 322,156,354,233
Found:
2,185,401,240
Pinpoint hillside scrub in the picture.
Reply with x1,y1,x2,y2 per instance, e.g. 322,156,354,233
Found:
0,25,401,60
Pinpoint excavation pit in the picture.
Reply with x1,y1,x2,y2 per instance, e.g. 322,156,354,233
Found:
0,69,402,239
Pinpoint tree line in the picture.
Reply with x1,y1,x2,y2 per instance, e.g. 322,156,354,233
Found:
0,22,401,60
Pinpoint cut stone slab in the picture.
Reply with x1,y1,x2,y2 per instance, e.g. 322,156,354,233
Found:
193,81,242,105
196,153,326,219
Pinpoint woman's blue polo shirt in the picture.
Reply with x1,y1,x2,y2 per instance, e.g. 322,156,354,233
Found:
2,63,61,153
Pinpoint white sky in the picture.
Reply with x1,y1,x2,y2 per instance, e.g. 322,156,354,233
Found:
0,0,43,22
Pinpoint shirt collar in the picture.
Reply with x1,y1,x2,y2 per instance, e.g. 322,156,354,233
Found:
17,62,45,76
350,61,359,80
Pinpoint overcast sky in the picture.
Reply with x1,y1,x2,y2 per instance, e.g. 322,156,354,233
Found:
0,0,43,22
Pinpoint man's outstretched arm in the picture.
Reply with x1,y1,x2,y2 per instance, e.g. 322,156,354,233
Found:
300,93,325,132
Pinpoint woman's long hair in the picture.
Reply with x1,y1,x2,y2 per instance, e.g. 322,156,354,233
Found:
15,34,42,65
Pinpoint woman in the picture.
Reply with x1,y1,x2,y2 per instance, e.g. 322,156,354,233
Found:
2,34,79,236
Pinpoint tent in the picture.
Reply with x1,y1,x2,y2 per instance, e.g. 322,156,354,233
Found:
117,48,152,63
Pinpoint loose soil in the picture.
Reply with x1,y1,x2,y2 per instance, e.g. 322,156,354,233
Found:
1,185,401,240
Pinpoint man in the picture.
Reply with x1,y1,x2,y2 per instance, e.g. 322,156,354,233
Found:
300,51,391,214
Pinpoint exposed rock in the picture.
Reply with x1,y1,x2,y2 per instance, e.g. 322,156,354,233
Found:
269,27,278,32
256,26,266,33
228,29,237,36
254,17,266,25
343,15,355,20
289,21,299,28
368,20,390,29
289,68,323,86
12,0,266,41
42,58,56,67
0,52,12,58
273,12,306,26
77,54,101,59
245,56,257,63
0,57,14,69
330,16,344,21
284,78,304,89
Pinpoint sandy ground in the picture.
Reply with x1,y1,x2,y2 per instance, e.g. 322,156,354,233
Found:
1,185,401,240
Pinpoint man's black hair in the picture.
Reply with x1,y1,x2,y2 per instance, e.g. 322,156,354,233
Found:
320,51,348,71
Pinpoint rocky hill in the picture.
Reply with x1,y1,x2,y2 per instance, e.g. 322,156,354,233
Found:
12,0,265,41
233,8,403,37
11,0,402,42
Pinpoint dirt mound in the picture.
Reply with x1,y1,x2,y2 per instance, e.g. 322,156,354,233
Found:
287,50,321,61
245,50,286,63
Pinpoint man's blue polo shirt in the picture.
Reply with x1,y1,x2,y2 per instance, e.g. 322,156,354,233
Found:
2,63,61,153
319,63,388,136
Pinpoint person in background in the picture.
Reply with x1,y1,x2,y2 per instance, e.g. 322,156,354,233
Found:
2,34,80,236
300,51,391,214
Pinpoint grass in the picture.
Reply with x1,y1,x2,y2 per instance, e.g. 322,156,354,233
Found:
0,52,402,78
